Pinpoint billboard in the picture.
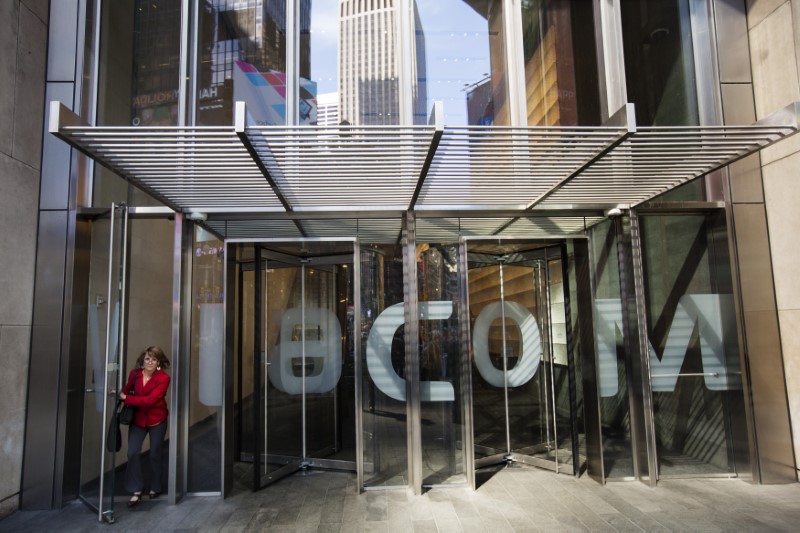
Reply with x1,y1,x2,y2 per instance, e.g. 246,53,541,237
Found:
233,60,318,125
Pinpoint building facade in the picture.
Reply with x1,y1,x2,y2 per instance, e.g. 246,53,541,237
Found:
2,0,800,523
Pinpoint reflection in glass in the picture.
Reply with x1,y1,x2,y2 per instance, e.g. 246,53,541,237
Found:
197,0,287,126
361,244,408,486
94,0,181,206
262,258,304,475
418,244,465,485
640,214,744,477
590,220,634,479
413,0,507,125
301,1,343,124
232,242,356,488
522,0,600,126
79,208,125,517
467,244,578,475
188,228,224,492
621,0,698,127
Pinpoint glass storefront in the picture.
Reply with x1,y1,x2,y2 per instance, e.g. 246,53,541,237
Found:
639,213,746,478
197,0,287,126
93,0,182,206
188,228,225,492
590,220,635,480
361,243,409,487
417,243,465,486
413,0,508,125
522,0,600,126
59,0,765,510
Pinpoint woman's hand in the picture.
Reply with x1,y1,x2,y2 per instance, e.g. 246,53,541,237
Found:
119,392,127,400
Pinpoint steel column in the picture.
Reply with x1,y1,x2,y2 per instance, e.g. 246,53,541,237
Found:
403,212,422,493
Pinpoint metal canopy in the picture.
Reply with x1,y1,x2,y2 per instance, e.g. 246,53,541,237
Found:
50,100,799,239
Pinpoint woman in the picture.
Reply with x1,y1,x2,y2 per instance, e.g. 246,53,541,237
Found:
118,346,171,507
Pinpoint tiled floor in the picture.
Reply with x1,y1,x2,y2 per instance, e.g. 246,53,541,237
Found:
3,465,800,532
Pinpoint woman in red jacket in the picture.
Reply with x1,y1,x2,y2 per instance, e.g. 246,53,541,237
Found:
118,346,171,507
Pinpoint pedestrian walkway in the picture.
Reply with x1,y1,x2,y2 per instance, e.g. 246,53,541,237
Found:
3,465,800,532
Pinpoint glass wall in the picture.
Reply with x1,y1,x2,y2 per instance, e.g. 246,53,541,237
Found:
417,243,465,486
522,0,600,126
413,0,508,125
188,228,225,492
620,0,698,126
640,213,745,478
197,0,287,126
322,0,395,125
620,0,704,200
589,220,634,479
361,244,408,487
94,0,182,206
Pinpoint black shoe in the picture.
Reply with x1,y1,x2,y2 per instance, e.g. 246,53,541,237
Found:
127,493,142,508
149,490,162,499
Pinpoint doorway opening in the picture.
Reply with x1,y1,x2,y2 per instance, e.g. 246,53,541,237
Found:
228,240,358,490
464,240,585,479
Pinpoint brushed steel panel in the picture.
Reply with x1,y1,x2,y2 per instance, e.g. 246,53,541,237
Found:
714,0,752,83
46,0,79,82
21,210,69,509
58,215,91,504
40,83,75,210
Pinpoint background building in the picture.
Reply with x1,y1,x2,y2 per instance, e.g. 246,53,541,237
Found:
2,0,800,521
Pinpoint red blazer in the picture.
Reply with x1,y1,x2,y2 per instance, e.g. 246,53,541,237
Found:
122,368,170,427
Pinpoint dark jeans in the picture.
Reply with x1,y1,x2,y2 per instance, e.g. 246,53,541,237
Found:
125,420,167,494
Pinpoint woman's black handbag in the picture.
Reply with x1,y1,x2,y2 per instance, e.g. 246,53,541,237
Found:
106,416,122,452
116,370,138,425
117,400,135,425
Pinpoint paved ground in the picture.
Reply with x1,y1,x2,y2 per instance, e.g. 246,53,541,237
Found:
3,465,800,532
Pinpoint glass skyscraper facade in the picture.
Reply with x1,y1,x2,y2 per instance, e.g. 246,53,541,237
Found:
3,0,800,521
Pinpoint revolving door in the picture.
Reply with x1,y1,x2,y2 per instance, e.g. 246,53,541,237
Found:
464,240,583,476
229,240,357,490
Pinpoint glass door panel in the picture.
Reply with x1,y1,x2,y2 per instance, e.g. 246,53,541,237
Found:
79,203,127,523
257,252,304,486
505,262,560,469
360,244,409,487
304,259,357,466
640,214,743,478
469,264,511,465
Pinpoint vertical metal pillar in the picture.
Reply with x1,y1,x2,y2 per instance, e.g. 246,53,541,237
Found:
457,238,476,489
615,211,658,486
402,212,422,494
168,213,191,504
354,241,365,491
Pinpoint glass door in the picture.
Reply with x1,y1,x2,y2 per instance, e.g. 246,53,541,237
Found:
79,203,127,523
237,241,357,489
466,243,577,481
254,247,304,487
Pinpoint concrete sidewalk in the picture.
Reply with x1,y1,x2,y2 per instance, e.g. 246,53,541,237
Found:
2,465,800,532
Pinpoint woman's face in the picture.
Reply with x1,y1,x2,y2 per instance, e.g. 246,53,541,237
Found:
143,354,159,369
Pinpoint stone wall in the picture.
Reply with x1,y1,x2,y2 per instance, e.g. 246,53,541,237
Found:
0,0,47,519
747,0,800,478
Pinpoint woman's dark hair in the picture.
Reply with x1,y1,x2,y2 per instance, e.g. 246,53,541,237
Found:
136,346,171,370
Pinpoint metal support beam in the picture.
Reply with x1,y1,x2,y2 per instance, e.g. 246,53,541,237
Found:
402,212,422,494
615,211,658,486
409,101,444,209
